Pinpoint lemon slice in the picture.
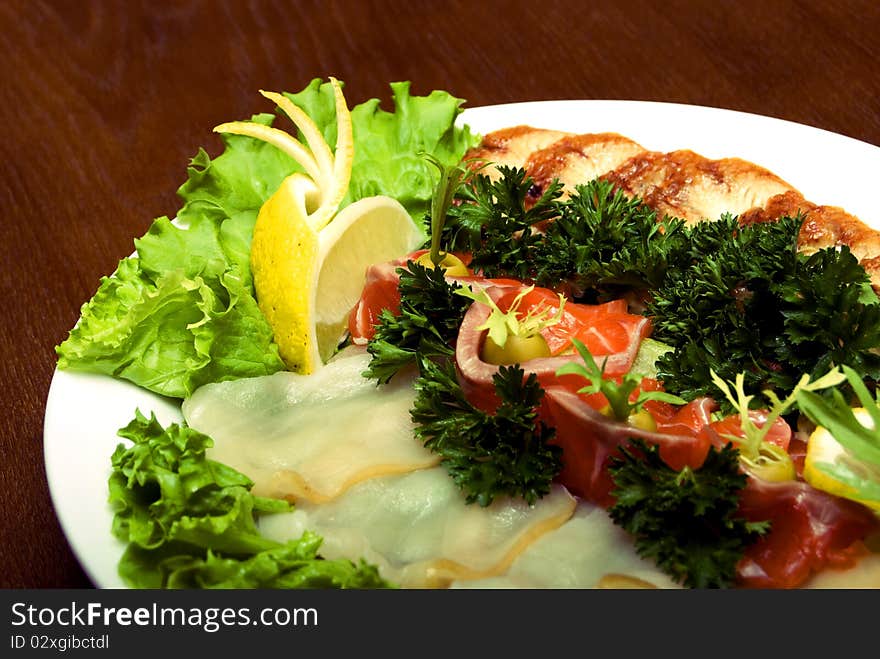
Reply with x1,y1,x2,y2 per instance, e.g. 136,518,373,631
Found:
804,408,880,511
215,78,423,373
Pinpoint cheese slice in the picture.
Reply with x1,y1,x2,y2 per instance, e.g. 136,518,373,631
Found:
182,349,439,503
450,503,680,589
259,467,577,588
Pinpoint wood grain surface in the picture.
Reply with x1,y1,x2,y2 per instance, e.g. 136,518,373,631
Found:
1,0,878,588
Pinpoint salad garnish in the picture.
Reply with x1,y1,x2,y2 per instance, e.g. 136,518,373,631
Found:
363,260,471,384
798,364,880,507
446,174,681,292
710,367,846,481
455,285,565,365
55,78,478,395
653,219,880,406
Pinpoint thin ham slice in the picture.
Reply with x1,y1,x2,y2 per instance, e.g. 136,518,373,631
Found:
348,256,412,344
347,250,487,344
543,389,879,588
541,387,713,506
736,478,879,588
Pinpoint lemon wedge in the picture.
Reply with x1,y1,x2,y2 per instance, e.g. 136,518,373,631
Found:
804,408,880,511
214,78,423,373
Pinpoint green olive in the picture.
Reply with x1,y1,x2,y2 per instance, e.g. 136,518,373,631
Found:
597,404,656,429
627,409,657,432
482,333,551,365
414,251,470,276
743,443,796,482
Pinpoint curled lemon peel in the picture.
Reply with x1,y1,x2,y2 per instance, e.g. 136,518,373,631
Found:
258,90,335,184
213,76,352,230
324,77,354,229
212,78,421,374
213,120,324,189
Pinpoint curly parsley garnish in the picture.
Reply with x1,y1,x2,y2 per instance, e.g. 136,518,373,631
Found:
442,167,880,406
651,216,880,404
410,358,562,507
608,440,769,589
446,173,686,298
364,261,471,384
443,165,563,278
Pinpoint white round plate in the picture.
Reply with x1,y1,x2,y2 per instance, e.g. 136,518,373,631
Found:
43,100,880,588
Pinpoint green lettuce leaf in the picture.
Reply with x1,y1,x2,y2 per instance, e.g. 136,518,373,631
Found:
119,534,391,589
109,410,287,554
56,79,478,398
110,411,393,589
56,259,284,398
57,113,290,398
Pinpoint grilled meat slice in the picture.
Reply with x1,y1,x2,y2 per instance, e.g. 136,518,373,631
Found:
524,133,647,200
601,149,797,225
464,125,570,180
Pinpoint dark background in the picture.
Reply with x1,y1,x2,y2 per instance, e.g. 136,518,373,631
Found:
1,0,878,588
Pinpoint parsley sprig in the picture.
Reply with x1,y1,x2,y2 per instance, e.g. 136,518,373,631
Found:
608,440,770,589
446,173,686,297
444,165,563,276
534,181,688,295
363,261,471,384
410,358,562,506
652,217,880,404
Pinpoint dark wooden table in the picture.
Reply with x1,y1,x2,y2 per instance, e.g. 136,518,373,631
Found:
2,0,878,589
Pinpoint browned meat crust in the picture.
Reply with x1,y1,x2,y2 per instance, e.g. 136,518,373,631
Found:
601,150,797,225
463,125,570,180
741,191,880,285
524,133,646,199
